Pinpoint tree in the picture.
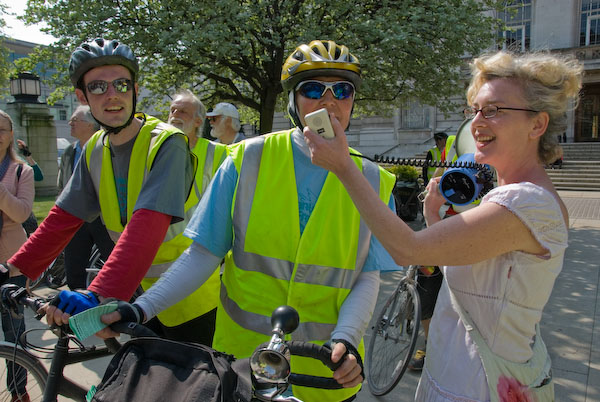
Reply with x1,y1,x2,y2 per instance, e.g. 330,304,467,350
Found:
22,0,503,133
0,2,14,98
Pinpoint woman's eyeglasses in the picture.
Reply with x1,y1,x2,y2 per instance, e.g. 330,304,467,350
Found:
464,105,539,119
86,78,134,95
296,80,355,100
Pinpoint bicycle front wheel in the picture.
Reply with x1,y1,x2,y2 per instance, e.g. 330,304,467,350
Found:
366,279,421,396
0,341,48,401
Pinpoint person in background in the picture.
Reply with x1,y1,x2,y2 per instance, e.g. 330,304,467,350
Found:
58,105,115,290
16,140,43,182
0,110,35,402
165,89,227,344
304,50,581,401
422,132,447,186
206,102,246,145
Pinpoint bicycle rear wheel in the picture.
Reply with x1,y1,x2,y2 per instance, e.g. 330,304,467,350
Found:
45,251,67,289
366,279,421,396
0,342,48,401
85,247,104,288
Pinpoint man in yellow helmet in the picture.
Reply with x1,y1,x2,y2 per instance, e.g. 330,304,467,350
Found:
103,40,398,402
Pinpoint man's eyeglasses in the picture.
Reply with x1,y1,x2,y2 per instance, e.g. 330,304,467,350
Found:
86,78,134,95
296,80,355,100
464,105,539,119
208,116,221,122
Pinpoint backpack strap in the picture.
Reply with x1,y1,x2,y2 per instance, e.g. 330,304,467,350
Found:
16,164,23,181
230,358,253,402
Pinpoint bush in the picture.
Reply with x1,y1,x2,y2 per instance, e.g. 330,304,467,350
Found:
385,165,419,182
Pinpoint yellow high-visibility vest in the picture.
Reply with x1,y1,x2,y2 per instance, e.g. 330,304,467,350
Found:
213,129,395,401
85,114,225,326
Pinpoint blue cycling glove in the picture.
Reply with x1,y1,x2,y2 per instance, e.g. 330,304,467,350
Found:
51,290,100,315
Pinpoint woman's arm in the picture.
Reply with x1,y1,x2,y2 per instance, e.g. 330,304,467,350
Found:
303,119,545,267
0,164,34,223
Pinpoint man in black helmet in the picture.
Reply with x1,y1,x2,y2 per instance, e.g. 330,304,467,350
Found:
6,39,218,345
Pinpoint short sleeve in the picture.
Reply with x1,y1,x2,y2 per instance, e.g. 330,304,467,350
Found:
134,135,195,222
482,182,568,258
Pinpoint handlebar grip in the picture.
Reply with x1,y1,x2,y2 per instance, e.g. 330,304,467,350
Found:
288,373,342,389
285,341,343,389
110,321,158,338
287,341,342,371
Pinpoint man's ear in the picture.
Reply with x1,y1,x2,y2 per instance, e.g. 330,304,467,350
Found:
135,83,139,97
75,88,88,105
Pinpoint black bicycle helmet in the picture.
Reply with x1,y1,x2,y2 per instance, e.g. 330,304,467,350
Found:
69,38,139,135
69,38,139,88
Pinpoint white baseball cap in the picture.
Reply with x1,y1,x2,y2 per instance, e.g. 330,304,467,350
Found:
206,102,239,119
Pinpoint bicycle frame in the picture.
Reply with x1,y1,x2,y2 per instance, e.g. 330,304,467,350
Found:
40,333,115,402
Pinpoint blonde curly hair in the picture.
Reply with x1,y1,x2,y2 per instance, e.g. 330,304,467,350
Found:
467,51,583,164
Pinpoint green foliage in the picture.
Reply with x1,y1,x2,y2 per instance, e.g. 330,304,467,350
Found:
19,0,504,132
0,2,13,98
385,164,419,182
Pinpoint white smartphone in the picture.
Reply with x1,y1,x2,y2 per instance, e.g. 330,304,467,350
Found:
304,108,335,139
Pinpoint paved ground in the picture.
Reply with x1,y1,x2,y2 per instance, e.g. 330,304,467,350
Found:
4,190,600,402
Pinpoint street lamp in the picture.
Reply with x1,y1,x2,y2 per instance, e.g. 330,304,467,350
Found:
10,72,41,103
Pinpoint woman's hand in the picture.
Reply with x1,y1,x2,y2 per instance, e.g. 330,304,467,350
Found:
303,113,354,177
422,177,445,226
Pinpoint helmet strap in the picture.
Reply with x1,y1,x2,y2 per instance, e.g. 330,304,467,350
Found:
84,91,138,135
287,91,303,129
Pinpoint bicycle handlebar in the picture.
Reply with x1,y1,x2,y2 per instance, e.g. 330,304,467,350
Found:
286,341,343,389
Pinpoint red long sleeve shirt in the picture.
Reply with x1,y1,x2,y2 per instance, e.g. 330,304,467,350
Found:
9,206,171,301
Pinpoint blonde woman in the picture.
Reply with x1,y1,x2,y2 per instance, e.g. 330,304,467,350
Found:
304,51,582,401
0,109,35,402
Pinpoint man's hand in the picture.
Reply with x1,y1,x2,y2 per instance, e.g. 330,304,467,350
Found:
98,301,145,339
330,340,364,388
46,290,99,326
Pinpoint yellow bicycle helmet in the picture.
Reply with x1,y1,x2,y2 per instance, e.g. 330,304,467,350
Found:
281,40,361,91
282,40,361,128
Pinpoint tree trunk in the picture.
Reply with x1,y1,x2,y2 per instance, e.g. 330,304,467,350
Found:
259,86,279,134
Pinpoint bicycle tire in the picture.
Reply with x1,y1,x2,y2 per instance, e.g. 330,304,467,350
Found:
85,248,104,288
45,251,67,289
366,279,421,396
0,341,48,401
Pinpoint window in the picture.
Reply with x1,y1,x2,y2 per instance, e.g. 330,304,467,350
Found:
499,1,532,51
399,100,430,130
59,110,67,121
581,0,600,45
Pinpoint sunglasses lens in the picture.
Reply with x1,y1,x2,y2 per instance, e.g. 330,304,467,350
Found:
332,82,354,100
114,79,132,93
87,81,108,95
299,82,325,99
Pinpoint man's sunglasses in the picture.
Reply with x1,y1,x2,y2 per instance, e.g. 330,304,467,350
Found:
86,78,134,95
296,80,355,100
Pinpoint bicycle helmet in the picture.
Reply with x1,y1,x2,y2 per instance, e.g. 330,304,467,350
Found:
281,40,361,128
69,38,139,135
281,40,361,91
69,38,139,88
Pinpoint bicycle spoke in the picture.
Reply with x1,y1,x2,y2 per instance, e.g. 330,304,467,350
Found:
366,279,421,396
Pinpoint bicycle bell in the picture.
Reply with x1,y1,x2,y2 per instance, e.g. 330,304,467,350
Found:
250,306,300,383
439,153,493,206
